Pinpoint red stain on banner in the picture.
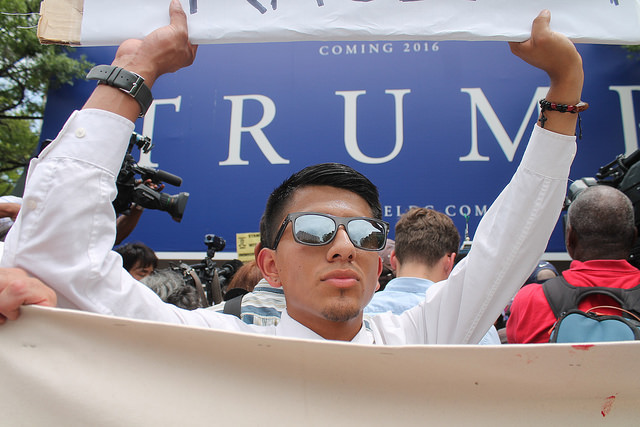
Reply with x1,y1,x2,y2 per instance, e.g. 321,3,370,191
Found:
601,395,617,417
572,344,594,351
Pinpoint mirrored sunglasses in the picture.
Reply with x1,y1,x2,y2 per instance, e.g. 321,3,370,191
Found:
270,212,389,251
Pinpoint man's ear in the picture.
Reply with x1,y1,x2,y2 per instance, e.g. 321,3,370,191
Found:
389,250,398,271
256,247,282,288
253,242,263,258
444,252,456,275
565,225,576,257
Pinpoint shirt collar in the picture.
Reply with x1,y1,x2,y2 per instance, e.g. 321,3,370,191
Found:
383,276,434,293
276,310,375,344
569,259,638,273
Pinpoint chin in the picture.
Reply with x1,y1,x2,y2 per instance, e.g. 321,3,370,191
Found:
321,300,361,323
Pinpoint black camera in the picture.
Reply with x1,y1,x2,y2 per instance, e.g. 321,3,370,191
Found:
113,133,189,222
171,234,243,306
565,149,640,267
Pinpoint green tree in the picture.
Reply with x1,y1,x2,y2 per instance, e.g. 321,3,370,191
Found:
625,45,640,58
0,0,93,195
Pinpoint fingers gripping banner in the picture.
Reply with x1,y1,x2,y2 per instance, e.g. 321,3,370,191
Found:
1,306,639,425
38,0,640,46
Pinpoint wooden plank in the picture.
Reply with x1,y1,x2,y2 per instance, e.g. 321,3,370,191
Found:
37,0,83,45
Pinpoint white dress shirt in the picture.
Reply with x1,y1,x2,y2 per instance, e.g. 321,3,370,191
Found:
2,109,576,345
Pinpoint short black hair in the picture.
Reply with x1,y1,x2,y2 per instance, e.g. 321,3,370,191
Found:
114,242,158,271
260,163,381,249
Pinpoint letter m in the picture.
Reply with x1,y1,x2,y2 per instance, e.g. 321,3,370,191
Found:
459,87,548,162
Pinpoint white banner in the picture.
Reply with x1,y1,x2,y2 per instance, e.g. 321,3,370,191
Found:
74,0,640,46
1,305,639,425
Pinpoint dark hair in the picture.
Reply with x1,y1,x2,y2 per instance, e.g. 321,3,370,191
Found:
394,208,460,267
260,163,381,248
567,185,636,259
114,242,158,271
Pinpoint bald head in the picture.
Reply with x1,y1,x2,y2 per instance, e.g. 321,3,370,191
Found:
566,185,636,261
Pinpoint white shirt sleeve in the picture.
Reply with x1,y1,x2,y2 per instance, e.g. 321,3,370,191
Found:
369,125,576,344
0,109,262,333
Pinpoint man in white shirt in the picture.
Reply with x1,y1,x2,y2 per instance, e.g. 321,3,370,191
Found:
0,1,584,345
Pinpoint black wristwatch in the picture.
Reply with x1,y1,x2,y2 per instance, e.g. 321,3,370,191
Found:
86,65,153,117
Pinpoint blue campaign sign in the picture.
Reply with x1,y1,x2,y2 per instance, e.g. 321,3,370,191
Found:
40,40,640,256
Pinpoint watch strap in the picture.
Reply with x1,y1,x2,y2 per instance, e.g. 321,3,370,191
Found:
86,65,153,117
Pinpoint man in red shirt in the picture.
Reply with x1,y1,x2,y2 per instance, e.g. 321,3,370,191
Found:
507,185,640,343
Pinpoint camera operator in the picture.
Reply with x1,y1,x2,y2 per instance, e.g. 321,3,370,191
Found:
115,204,144,246
114,179,165,245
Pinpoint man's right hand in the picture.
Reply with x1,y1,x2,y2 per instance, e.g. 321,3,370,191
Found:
0,268,57,324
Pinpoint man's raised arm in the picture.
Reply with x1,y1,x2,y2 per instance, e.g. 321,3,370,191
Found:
0,0,219,326
377,10,584,345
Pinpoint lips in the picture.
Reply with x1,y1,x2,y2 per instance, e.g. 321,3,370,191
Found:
320,269,360,288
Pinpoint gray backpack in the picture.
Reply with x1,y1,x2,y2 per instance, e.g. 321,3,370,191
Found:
542,276,640,343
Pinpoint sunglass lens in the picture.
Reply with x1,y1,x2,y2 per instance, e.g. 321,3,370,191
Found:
348,219,386,250
293,214,336,245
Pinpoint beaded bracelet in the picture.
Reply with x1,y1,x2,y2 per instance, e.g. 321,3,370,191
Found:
538,99,589,139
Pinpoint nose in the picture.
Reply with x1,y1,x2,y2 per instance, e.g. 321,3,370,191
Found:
326,225,356,261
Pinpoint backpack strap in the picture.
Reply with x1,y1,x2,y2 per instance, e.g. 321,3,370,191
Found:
223,294,245,319
180,262,209,308
542,275,640,318
542,276,569,318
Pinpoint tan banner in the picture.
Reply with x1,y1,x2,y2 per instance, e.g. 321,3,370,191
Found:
1,305,639,425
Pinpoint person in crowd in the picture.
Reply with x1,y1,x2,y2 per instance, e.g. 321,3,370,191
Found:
494,259,559,332
506,185,640,343
114,242,158,281
0,2,584,345
366,208,458,315
365,207,500,344
141,269,201,310
376,239,395,291
524,260,559,286
211,280,286,326
115,204,145,245
224,260,263,297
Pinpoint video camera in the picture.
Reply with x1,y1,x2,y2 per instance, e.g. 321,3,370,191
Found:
171,234,243,306
113,133,189,222
565,149,640,267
